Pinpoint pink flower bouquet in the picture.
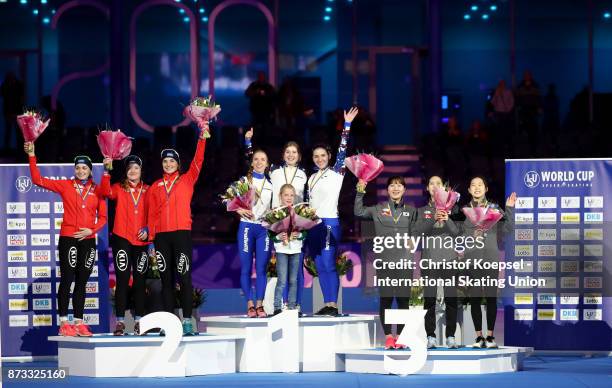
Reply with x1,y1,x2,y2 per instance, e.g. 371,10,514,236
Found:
17,111,49,142
344,153,384,182
97,129,133,160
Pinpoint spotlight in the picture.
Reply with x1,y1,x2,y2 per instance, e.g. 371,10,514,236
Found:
33,9,38,15
42,17,50,24
482,14,489,20
323,15,331,21
490,5,497,11
470,5,478,11
325,7,332,12
183,16,189,22
41,0,48,4
199,8,205,14
179,8,185,14
202,16,208,22
604,12,611,19
464,14,471,20
20,0,28,4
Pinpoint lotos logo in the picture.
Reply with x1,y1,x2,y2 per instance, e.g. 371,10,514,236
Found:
15,176,32,193
84,298,99,309
32,266,51,278
177,253,190,275
8,251,27,263
68,246,77,268
583,293,602,305
136,252,148,274
524,171,540,188
156,251,167,272
115,250,128,272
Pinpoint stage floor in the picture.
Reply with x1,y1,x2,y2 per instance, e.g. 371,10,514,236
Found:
2,355,611,387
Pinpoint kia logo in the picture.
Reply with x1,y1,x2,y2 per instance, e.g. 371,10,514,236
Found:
115,250,128,272
15,176,32,193
524,171,540,188
156,251,166,272
68,247,77,268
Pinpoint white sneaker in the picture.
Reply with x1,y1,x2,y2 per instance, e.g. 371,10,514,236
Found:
485,336,498,349
426,336,437,349
446,336,458,349
282,303,289,311
472,336,485,348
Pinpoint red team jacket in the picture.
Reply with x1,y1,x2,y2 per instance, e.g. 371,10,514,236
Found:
29,156,107,239
147,139,207,240
99,175,150,246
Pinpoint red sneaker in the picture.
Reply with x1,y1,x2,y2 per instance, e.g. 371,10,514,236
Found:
74,322,93,337
394,337,407,349
58,323,77,337
384,336,396,350
247,306,257,318
256,306,267,318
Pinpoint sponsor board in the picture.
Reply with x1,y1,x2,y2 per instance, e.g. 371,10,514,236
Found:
583,196,603,208
30,202,50,214
560,277,579,289
31,250,51,262
560,229,580,240
584,212,603,224
560,245,580,257
537,261,556,273
560,197,580,209
514,245,533,257
514,260,534,273
583,309,603,321
516,197,534,209
8,266,28,278
560,261,579,273
514,293,533,305
32,266,52,278
583,244,603,257
538,277,557,289
7,218,27,230
537,229,557,241
560,293,579,305
31,218,51,230
32,315,53,326
31,234,51,246
560,213,580,224
9,315,29,327
538,197,557,209
537,309,556,320
560,309,579,321
583,293,602,305
537,293,556,305
515,229,534,241
583,228,603,240
538,213,557,224
33,298,52,311
8,282,28,295
7,234,27,247
515,213,534,224
32,282,52,294
537,245,556,257
514,309,534,321
8,299,29,310
584,277,602,289
6,202,27,214
8,251,27,263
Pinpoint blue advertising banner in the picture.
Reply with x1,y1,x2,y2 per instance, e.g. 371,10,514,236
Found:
504,158,612,351
0,163,110,358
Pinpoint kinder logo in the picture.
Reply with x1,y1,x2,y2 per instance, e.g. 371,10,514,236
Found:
537,261,556,273
514,245,533,257
538,197,557,209
584,245,603,257
9,315,29,327
560,213,580,224
31,202,50,214
68,246,77,268
155,251,167,272
524,171,540,188
537,229,557,241
561,277,579,289
538,277,556,289
584,229,603,240
55,218,63,229
86,281,99,293
537,245,556,257
516,197,534,209
8,267,28,278
560,309,579,321
8,251,27,263
514,309,533,321
584,277,602,289
54,202,64,213
584,212,603,224
31,218,51,230
33,298,52,310
583,196,603,208
32,250,51,262
177,253,190,274
583,309,603,321
561,245,580,256
6,202,26,214
7,218,27,230
537,293,556,304
560,261,579,273
584,260,603,273
31,234,51,246
84,298,99,309
32,266,51,278
15,176,33,193
537,309,556,320
136,251,148,274
560,229,580,240
584,293,602,305
83,314,100,325
560,294,579,304
514,293,533,305
33,315,53,326
115,250,128,272
33,282,52,294
561,197,580,209
8,234,27,246
9,283,28,295
515,213,534,224
85,248,95,269
515,229,533,241
9,299,29,310
537,213,557,224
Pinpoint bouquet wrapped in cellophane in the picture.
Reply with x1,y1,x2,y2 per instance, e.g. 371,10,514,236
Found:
183,96,221,139
261,206,292,234
97,128,133,160
462,206,504,234
220,177,255,212
291,202,321,232
17,110,50,142
344,153,384,183
433,184,460,227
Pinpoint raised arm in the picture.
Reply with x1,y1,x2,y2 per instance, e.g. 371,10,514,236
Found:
25,142,65,193
332,107,358,174
501,192,516,235
354,181,375,220
184,127,208,184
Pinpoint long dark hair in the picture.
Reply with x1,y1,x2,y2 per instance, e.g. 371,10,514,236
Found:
247,148,269,184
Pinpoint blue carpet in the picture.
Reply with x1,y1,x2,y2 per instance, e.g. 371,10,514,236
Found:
2,356,610,388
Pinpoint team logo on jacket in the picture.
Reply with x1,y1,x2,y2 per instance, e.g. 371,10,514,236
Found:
177,253,190,274
156,251,167,272
85,248,95,269
136,252,148,274
115,250,128,272
68,247,78,268
15,176,32,193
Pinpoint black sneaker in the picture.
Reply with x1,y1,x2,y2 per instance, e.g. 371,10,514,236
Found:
485,336,498,349
326,307,339,317
133,321,140,336
273,309,283,316
113,321,126,336
472,336,485,348
315,306,331,316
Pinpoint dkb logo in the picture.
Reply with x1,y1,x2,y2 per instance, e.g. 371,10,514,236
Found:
15,176,32,193
115,250,128,272
524,171,540,188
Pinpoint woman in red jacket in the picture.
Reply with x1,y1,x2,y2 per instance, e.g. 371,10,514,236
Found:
100,155,150,336
24,141,107,337
147,124,208,335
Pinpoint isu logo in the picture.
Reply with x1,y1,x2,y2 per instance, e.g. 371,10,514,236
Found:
85,248,95,269
177,253,190,274
15,176,32,193
524,171,540,188
68,247,78,268
115,250,128,272
136,252,148,274
156,251,166,272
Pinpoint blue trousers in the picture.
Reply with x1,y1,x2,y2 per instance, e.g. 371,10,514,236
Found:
283,252,304,305
307,218,340,303
275,253,300,310
237,221,270,301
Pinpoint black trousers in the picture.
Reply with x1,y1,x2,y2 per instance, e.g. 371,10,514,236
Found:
154,230,193,318
423,268,458,338
379,297,410,336
112,235,148,318
468,268,499,332
57,237,96,319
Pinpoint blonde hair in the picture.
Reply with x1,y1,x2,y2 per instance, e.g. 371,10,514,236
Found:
279,183,296,198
